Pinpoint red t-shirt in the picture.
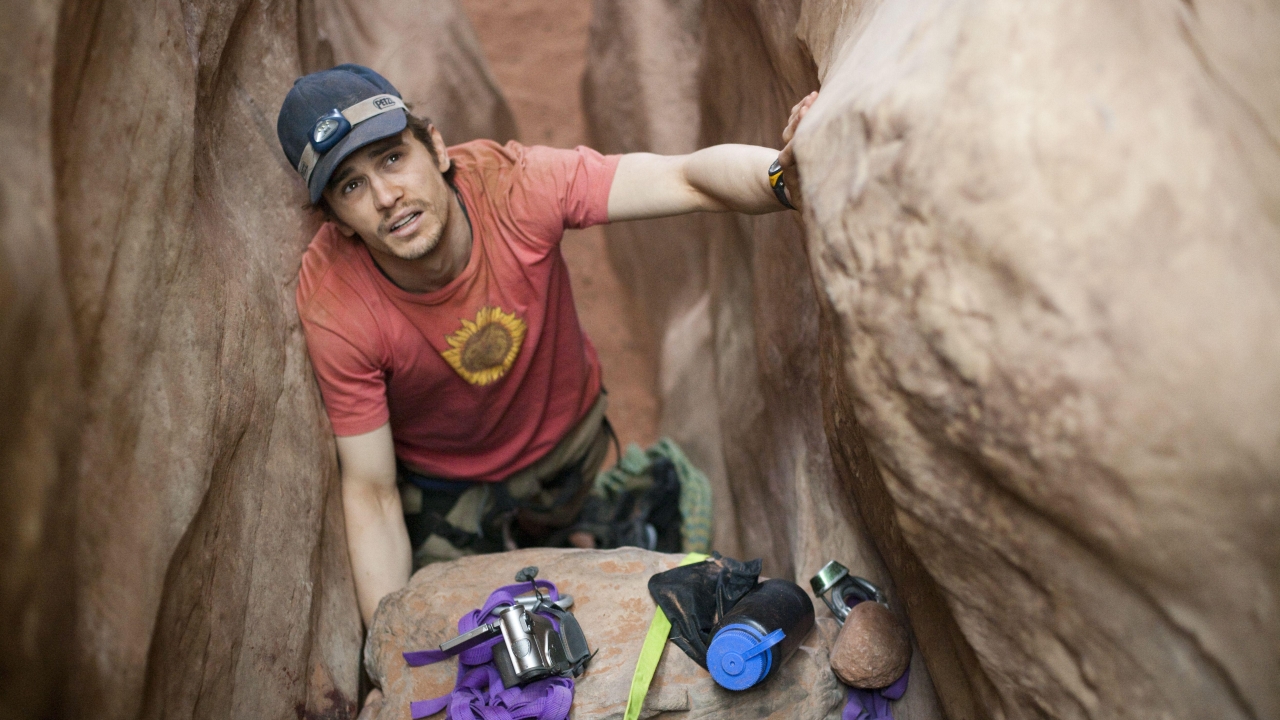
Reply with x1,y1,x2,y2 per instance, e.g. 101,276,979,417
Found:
296,139,620,481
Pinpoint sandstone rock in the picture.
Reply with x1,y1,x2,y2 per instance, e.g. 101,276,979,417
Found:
830,603,911,689
796,1,1280,718
365,548,845,719
314,0,517,144
1,0,518,718
0,1,79,718
585,2,948,718
587,1,1280,719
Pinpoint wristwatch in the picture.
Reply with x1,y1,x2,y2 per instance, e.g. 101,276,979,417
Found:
768,157,797,210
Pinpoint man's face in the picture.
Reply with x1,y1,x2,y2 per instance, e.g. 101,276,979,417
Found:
323,127,453,261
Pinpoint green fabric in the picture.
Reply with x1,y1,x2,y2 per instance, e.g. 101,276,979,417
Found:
624,552,708,720
594,437,713,554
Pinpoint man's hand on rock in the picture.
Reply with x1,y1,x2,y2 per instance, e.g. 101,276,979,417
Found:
778,90,818,211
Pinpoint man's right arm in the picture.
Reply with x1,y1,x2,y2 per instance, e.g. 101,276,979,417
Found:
335,423,411,626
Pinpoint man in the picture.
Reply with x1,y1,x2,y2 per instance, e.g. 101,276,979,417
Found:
277,64,814,625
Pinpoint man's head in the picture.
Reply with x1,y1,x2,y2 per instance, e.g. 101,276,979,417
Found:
278,65,455,260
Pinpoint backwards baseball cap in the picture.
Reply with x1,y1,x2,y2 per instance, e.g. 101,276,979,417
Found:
277,63,409,204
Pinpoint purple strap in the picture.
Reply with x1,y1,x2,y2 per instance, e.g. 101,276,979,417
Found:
402,580,573,720
842,666,909,720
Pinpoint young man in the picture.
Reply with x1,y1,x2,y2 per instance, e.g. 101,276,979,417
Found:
277,64,813,625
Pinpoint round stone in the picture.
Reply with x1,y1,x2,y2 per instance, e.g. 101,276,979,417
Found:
829,602,911,689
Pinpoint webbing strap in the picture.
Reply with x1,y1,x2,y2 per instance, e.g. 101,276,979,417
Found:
623,553,708,720
403,579,570,720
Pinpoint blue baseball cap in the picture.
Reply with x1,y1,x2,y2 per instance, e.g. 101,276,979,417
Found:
277,64,409,204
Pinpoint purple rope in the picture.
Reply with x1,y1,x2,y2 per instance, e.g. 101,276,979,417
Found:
403,580,574,720
841,664,909,720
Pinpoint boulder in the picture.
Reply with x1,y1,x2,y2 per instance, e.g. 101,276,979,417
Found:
829,603,911,690
587,1,1280,719
364,548,845,719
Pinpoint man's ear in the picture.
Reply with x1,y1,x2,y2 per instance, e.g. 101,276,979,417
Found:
332,215,357,238
428,123,451,174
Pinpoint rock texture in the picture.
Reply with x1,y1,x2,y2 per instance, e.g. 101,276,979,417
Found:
365,548,845,720
313,0,517,144
1,0,514,719
587,2,1280,720
830,603,910,690
584,1,947,718
0,1,79,718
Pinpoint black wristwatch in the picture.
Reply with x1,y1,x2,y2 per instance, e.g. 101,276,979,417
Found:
768,157,797,210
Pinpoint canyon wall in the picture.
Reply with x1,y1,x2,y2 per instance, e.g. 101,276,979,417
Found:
2,1,512,719
0,1,79,718
4,0,1276,718
587,1,1280,719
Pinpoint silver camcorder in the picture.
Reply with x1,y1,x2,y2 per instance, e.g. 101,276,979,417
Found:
439,568,592,688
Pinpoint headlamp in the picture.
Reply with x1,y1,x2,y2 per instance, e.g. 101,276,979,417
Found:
310,109,351,153
294,93,408,186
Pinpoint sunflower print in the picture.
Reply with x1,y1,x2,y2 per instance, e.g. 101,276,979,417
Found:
441,306,528,386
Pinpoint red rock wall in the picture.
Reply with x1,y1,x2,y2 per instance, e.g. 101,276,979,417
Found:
2,1,514,718
0,1,79,717
588,1,1280,719
313,0,517,145
585,3,950,718
50,0,361,716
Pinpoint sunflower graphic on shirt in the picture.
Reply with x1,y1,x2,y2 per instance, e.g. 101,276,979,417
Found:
441,306,527,386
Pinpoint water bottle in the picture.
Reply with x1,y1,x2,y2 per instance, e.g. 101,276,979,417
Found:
706,578,816,690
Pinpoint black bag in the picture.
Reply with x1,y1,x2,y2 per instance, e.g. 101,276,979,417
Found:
646,553,761,667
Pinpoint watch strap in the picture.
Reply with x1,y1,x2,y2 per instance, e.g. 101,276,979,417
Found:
768,158,797,210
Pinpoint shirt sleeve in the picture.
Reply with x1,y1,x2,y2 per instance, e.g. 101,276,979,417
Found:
506,143,621,247
298,298,390,437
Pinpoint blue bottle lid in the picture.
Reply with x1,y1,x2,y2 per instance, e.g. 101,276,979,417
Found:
706,624,786,691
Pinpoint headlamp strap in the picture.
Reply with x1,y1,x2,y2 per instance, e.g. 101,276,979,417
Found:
296,93,407,185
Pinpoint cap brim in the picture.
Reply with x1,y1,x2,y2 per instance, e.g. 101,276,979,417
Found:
307,108,408,204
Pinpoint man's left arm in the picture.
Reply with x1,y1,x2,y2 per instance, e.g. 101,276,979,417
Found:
606,91,817,222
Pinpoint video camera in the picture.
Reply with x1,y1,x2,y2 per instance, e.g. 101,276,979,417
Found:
439,567,592,688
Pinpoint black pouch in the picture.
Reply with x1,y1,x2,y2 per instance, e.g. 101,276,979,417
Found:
646,552,761,667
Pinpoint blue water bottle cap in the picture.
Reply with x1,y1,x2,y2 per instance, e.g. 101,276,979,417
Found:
706,624,785,691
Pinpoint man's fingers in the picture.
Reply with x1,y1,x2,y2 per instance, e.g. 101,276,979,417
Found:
782,91,819,146
779,142,795,169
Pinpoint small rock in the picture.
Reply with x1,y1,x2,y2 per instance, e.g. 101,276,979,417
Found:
829,602,911,689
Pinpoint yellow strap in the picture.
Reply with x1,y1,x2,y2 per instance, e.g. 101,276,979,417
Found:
623,552,709,720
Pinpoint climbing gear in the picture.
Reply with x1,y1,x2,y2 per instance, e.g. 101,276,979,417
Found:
768,157,797,210
844,666,910,720
399,393,613,566
584,438,713,553
438,567,591,688
402,568,591,720
705,578,815,691
623,552,707,720
811,560,888,624
297,93,407,185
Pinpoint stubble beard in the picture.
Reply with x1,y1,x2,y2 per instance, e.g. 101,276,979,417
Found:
389,222,444,261
378,201,443,261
